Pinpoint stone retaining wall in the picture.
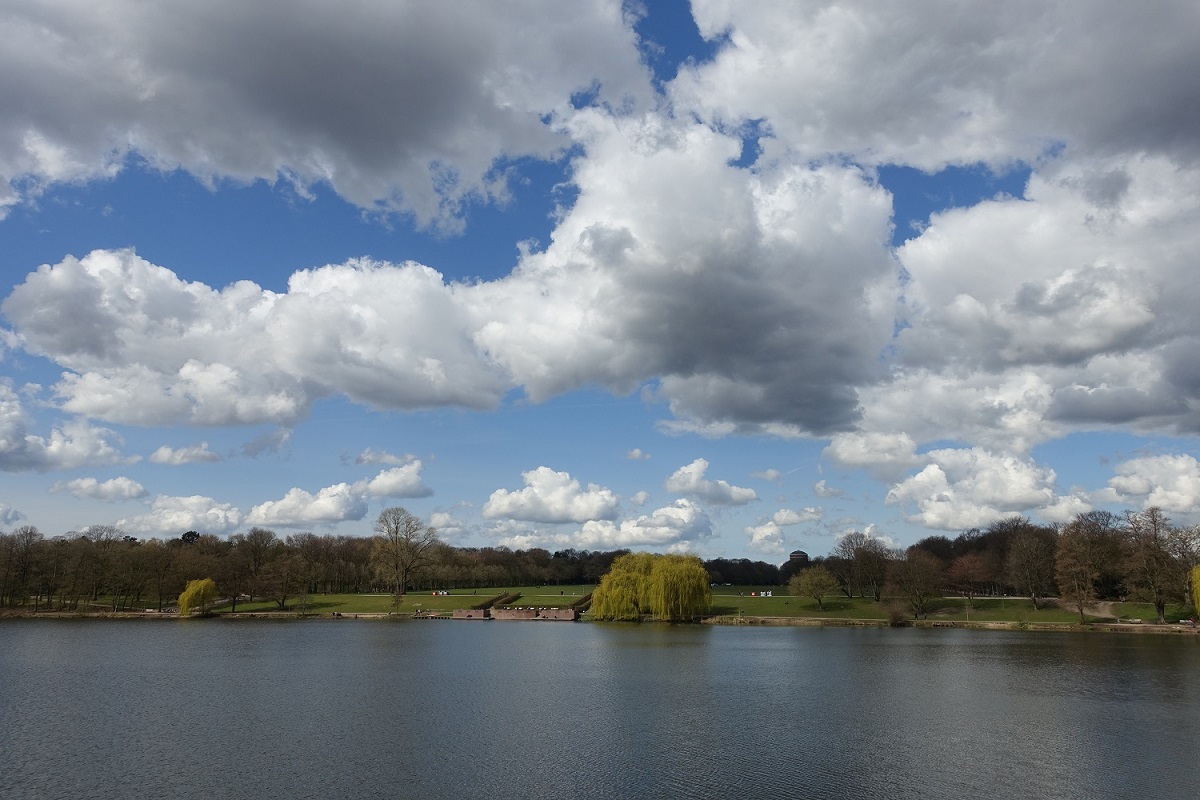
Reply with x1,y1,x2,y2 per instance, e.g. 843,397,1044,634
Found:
451,609,491,620
490,608,577,621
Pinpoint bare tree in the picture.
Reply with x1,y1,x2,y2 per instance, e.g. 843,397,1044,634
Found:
856,538,891,601
1124,507,1191,624
85,525,122,604
237,527,279,601
832,532,891,600
1005,526,1056,609
214,544,249,612
371,507,439,601
832,532,867,596
1056,511,1121,623
3,526,43,607
263,552,301,611
948,552,990,608
887,549,944,620
289,532,329,595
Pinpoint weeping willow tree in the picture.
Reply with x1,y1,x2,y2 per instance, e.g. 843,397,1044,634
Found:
648,554,713,621
1192,565,1200,617
178,577,218,616
590,553,655,620
591,553,711,622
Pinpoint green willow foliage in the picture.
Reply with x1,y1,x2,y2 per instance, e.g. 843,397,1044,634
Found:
178,577,217,616
591,553,712,622
1192,565,1200,617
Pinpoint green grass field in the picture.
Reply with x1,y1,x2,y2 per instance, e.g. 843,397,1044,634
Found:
207,585,596,615
1107,601,1195,624
85,584,1192,626
709,587,1193,625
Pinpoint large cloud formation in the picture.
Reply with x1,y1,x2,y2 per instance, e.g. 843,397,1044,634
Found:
0,0,648,228
676,1,1200,169
3,251,508,424
4,2,1200,536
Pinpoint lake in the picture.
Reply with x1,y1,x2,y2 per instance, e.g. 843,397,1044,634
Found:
1,620,1197,799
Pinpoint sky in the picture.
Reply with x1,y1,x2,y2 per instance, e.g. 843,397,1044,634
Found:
3,0,1200,560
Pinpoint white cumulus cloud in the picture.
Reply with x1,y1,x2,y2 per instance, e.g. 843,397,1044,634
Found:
117,495,242,536
824,432,920,479
355,448,415,466
356,463,433,499
773,508,821,526
814,480,843,498
54,476,148,503
483,467,619,524
0,0,650,226
0,503,25,525
149,442,221,465
745,507,821,556
3,251,510,426
575,499,712,549
245,483,368,528
745,522,786,556
665,458,757,506
429,510,471,541
1107,454,1200,513
886,448,1062,530
677,2,1200,169
0,383,132,472
5,2,1200,545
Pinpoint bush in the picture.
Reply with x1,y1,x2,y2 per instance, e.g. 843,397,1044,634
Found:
886,602,910,627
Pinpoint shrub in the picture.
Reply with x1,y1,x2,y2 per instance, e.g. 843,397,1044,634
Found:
885,602,909,627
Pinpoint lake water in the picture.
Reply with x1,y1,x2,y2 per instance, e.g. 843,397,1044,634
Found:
1,620,1197,799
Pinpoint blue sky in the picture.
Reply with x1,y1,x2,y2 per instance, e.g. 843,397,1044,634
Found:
3,1,1200,559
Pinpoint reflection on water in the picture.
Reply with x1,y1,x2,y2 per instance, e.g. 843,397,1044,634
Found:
1,621,1197,799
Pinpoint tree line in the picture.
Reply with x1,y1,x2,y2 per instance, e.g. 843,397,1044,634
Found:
5,505,1194,621
794,508,1200,623
0,508,620,612
0,505,796,612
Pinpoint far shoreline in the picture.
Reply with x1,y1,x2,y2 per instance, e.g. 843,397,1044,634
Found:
3,609,1198,635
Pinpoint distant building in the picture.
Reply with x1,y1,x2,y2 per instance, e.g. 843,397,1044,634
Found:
780,550,811,582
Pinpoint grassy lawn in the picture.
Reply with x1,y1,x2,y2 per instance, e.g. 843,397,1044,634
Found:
503,586,594,608
208,585,596,615
1108,601,1195,624
710,588,888,619
920,597,1083,624
708,588,1190,625
87,585,1188,625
